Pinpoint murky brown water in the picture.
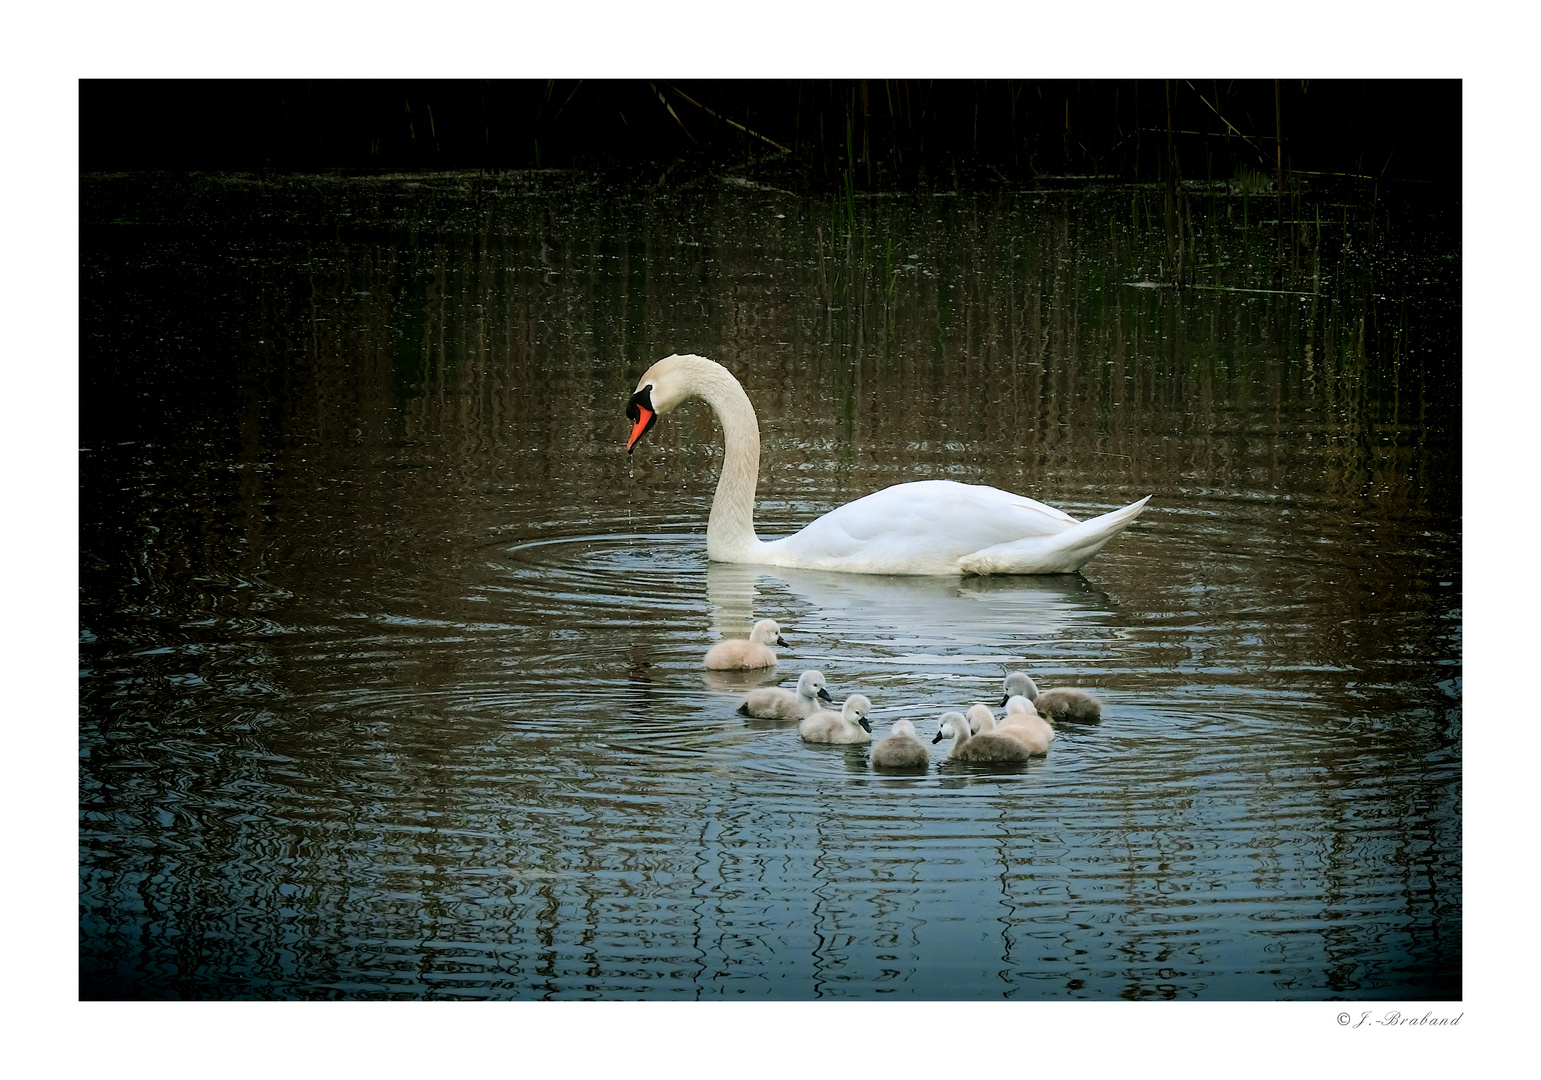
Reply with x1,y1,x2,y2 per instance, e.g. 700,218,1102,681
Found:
80,171,1459,999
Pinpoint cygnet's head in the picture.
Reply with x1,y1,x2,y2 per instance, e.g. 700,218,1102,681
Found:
1001,671,1040,707
933,711,969,744
842,694,874,732
1004,694,1036,716
966,704,996,734
797,669,834,703
751,619,788,647
888,718,919,740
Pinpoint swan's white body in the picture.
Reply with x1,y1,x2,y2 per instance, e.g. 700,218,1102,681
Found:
871,718,930,770
799,694,874,744
627,354,1150,576
704,618,786,670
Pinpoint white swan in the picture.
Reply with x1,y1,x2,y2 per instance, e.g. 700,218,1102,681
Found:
799,693,874,744
738,669,833,720
626,354,1150,575
1001,670,1102,723
932,710,1033,763
703,618,786,670
870,718,931,770
996,696,1055,756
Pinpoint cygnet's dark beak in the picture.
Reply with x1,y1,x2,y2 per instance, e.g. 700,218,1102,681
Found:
998,694,1010,708
931,729,945,744
858,717,872,733
818,686,833,702
776,635,788,647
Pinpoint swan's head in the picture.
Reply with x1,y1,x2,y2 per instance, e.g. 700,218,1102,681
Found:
1004,694,1036,717
842,694,874,733
797,669,834,703
967,704,996,734
625,381,660,452
889,718,919,740
751,619,787,648
933,711,968,744
627,354,720,452
1001,671,1039,707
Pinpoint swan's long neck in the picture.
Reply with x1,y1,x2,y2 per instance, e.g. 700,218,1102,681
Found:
688,361,762,560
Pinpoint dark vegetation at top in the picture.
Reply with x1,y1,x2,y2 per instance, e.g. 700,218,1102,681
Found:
82,79,1459,192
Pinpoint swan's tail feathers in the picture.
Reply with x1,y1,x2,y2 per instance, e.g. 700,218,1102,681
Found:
958,496,1151,575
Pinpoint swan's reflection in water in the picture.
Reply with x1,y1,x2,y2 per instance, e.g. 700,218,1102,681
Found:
707,560,1112,651
703,560,1121,713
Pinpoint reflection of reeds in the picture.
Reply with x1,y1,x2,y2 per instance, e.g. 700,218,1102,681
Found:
84,171,1455,538
1275,79,1286,212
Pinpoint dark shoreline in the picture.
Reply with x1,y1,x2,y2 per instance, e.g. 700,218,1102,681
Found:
81,79,1461,191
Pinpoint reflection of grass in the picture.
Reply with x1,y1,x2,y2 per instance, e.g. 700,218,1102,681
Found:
770,179,1423,438
884,236,899,303
844,117,858,234
1233,165,1272,195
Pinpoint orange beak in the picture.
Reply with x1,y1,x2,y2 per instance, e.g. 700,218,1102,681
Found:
626,405,655,452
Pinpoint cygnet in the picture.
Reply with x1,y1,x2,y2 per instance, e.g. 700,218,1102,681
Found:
799,694,874,744
870,719,930,770
932,710,1032,763
996,695,1055,755
1000,671,1040,706
965,704,1038,757
703,618,787,670
738,669,833,720
1000,670,1102,723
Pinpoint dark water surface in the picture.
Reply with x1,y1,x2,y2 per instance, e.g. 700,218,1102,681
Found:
80,171,1460,1000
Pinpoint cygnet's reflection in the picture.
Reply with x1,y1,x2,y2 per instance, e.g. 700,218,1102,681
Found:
702,666,786,694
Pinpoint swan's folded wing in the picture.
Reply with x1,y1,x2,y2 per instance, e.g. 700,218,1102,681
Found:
767,480,1080,573
957,496,1151,575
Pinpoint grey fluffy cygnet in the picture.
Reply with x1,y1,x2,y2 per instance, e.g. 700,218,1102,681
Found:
933,710,1033,763
995,696,1055,755
739,669,833,720
799,694,874,744
704,618,787,670
871,719,931,770
1000,670,1102,723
